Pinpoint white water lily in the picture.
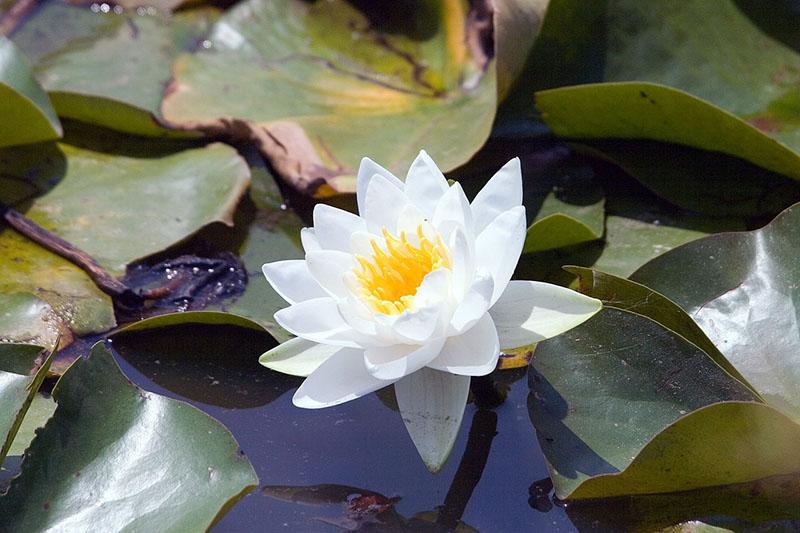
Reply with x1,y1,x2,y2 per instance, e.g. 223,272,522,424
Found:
260,151,601,469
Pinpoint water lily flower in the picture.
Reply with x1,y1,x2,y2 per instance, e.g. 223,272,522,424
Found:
260,150,601,469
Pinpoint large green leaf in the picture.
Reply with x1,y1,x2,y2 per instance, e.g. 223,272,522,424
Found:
0,342,258,530
537,82,800,180
631,203,800,424
0,36,61,147
530,307,800,500
565,266,757,395
0,126,250,341
161,0,499,194
9,2,213,137
0,344,51,464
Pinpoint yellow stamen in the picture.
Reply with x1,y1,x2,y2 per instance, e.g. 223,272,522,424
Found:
353,225,450,315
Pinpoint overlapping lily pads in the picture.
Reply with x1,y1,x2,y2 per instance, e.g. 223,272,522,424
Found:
530,203,800,500
9,2,214,137
0,343,258,531
0,125,251,342
161,0,501,194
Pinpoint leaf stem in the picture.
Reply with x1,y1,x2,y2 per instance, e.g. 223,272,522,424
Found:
0,202,138,302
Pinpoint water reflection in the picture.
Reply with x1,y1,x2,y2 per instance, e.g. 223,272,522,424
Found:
112,323,298,408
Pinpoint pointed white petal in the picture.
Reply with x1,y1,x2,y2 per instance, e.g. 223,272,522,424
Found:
300,228,321,253
293,347,395,408
404,150,449,218
448,227,475,299
357,157,404,216
305,249,356,298
274,297,364,348
312,204,366,252
470,157,523,234
449,273,493,334
262,260,327,305
364,338,445,381
430,313,500,376
475,206,527,304
259,337,339,377
363,174,411,234
394,367,470,473
489,280,602,349
350,230,379,257
395,203,428,236
432,182,473,237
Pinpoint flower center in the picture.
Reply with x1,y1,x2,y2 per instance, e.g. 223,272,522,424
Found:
353,225,450,315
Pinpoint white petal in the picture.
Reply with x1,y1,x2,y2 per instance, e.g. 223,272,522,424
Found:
394,368,470,473
357,157,404,216
305,249,356,298
262,260,327,305
300,228,321,253
364,338,445,381
350,230,379,257
470,157,523,234
395,203,428,236
293,347,395,408
312,204,366,252
363,174,411,234
448,228,474,299
432,182,473,237
489,280,602,349
380,269,450,343
449,272,493,334
275,297,364,348
404,150,449,218
259,337,339,377
475,206,527,305
430,313,500,376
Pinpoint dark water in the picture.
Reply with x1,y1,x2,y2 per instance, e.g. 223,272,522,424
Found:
110,325,577,532
108,324,800,532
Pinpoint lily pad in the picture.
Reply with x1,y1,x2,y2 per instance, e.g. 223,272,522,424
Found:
0,36,61,147
0,342,258,530
6,393,56,458
10,2,214,137
537,82,800,180
161,0,500,194
631,202,800,423
0,125,251,341
530,307,800,499
0,343,51,464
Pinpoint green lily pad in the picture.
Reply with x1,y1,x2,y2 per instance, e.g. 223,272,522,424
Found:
162,0,499,194
565,266,757,395
10,2,214,137
0,36,61,147
537,82,800,180
0,293,70,349
0,342,258,530
0,126,251,341
631,203,800,424
530,307,800,499
0,343,51,464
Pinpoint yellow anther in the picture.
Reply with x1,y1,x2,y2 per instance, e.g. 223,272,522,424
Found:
352,224,450,315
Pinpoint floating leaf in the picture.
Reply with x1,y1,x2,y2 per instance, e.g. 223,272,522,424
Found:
0,36,61,147
162,0,500,194
537,82,800,180
530,307,800,499
10,3,213,137
0,342,258,530
0,293,70,349
0,126,251,341
6,393,56,458
631,202,800,423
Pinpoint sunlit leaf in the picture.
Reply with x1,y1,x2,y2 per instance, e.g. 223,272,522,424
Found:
0,342,258,530
0,36,61,147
